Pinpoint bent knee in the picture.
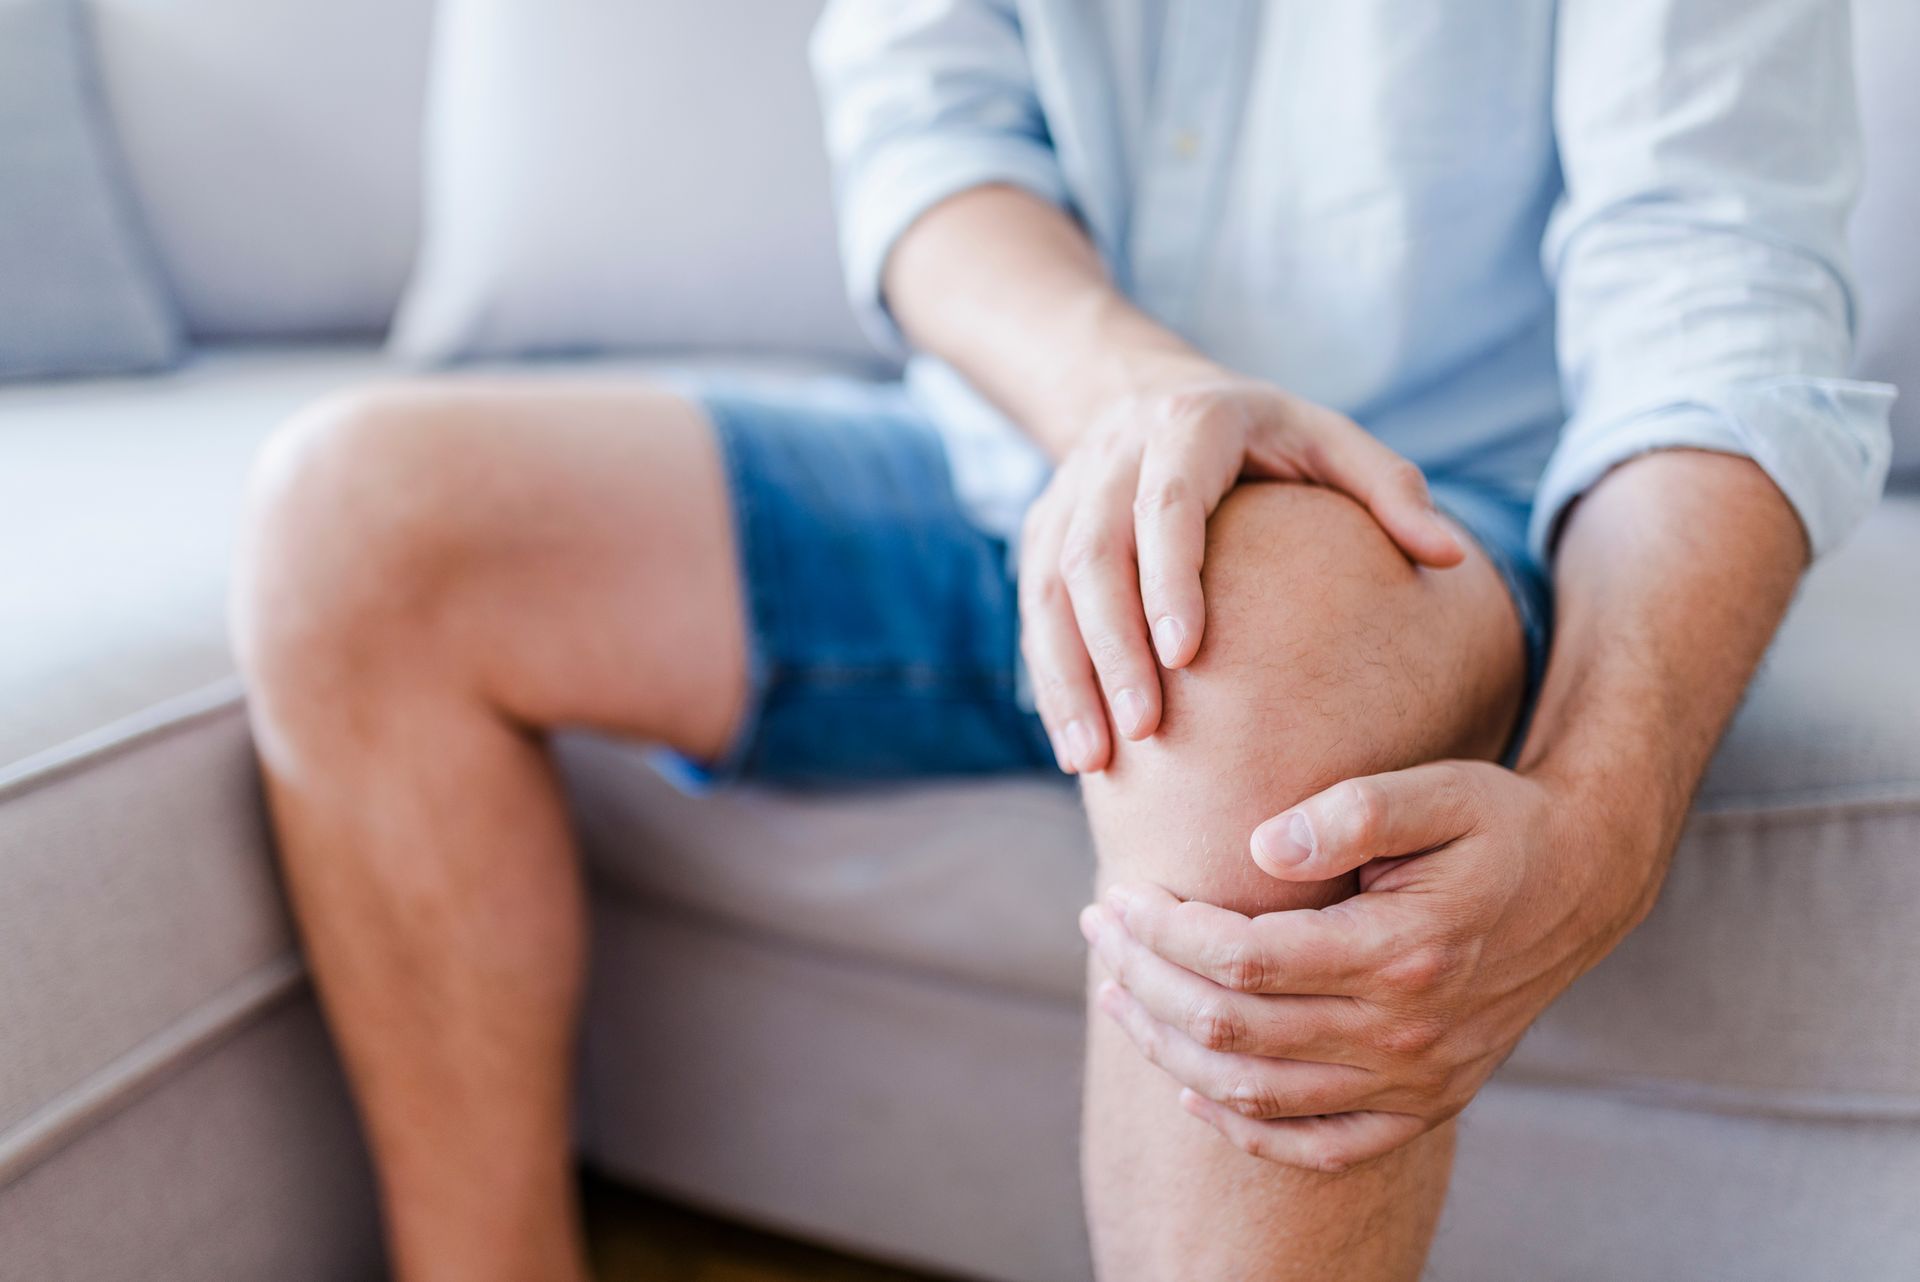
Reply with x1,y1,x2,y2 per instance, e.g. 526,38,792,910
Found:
1197,482,1423,681
232,384,480,687
1138,481,1454,771
1083,482,1518,911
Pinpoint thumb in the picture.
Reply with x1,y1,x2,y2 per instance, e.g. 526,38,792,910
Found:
1250,762,1481,880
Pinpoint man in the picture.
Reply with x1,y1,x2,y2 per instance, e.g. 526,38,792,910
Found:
231,1,1893,1279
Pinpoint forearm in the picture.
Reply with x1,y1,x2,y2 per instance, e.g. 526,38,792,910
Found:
883,185,1208,458
1517,449,1808,921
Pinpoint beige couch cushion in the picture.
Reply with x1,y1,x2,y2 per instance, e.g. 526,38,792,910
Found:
0,347,387,769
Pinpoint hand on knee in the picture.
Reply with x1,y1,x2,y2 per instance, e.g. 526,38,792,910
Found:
1089,748,1647,1177
1078,481,1534,1176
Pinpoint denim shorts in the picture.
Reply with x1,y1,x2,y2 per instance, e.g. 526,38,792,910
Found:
658,380,1551,789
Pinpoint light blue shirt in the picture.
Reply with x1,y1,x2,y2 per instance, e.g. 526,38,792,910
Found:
811,0,1895,561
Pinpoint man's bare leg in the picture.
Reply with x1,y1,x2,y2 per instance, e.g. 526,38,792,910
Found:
1079,483,1525,1281
232,384,748,1282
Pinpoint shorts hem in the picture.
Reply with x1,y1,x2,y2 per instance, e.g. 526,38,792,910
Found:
648,393,775,794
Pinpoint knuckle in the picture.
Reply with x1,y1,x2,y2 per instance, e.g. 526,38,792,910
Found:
1415,1064,1460,1105
1224,1076,1278,1119
1058,530,1125,581
1152,389,1236,441
1135,569,1177,613
1151,389,1213,427
1384,944,1450,995
1341,778,1387,849
1214,940,1271,993
1141,1023,1171,1067
1380,1016,1447,1059
1385,457,1427,496
1018,569,1066,614
1034,668,1080,707
1301,1142,1359,1177
1423,761,1464,811
1132,477,1193,523
1435,762,1482,825
1084,631,1143,677
1187,998,1245,1052
1092,427,1135,461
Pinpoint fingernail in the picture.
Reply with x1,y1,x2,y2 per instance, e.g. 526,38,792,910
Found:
1153,616,1186,666
1078,905,1100,944
1103,885,1134,922
1113,688,1147,737
1066,719,1097,772
1096,980,1123,1013
1254,810,1316,867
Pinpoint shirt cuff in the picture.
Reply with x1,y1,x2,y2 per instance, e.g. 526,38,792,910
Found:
838,135,1071,359
1529,377,1898,563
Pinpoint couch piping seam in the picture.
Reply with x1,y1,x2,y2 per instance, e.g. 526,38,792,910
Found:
3,676,1917,823
1688,786,1920,825
0,676,248,799
1493,1065,1920,1123
0,954,307,1190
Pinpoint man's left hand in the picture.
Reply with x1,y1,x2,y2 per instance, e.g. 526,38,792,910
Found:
1082,760,1663,1174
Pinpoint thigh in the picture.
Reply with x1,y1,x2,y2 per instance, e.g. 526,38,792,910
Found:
278,377,1057,783
239,377,753,762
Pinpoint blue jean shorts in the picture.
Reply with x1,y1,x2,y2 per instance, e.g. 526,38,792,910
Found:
659,380,1551,789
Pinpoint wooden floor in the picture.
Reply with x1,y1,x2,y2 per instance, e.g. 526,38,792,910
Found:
583,1174,956,1282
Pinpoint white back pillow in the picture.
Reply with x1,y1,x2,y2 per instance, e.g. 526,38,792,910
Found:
88,0,433,339
391,0,874,367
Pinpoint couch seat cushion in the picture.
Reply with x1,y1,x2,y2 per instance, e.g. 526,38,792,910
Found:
1,345,389,770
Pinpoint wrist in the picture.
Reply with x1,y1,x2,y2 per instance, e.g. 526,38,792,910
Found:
1530,764,1676,942
1525,736,1697,853
1036,294,1221,451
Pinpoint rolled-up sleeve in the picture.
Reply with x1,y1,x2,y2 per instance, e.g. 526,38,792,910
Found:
810,0,1072,357
1535,0,1897,561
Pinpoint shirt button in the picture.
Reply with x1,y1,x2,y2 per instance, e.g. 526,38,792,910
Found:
1171,129,1200,158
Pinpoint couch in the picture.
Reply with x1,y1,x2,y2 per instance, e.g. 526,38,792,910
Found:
2,3,1916,1280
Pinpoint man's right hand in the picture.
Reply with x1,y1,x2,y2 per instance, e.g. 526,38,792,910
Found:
879,186,1463,772
1018,359,1466,774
